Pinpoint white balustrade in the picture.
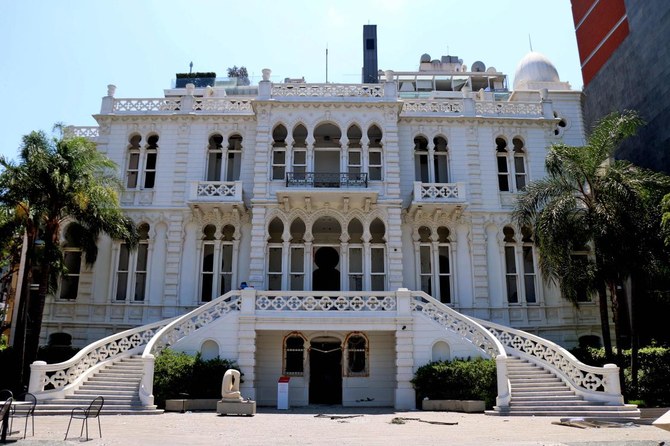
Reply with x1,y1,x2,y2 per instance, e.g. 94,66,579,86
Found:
271,84,384,98
113,98,181,112
29,319,170,396
193,98,253,112
475,101,543,116
477,318,623,404
189,181,242,202
413,182,466,202
255,291,397,312
401,100,464,114
64,126,99,139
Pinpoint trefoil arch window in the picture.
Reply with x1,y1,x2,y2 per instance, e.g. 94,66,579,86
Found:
415,225,452,303
503,225,537,304
115,223,150,302
200,224,238,302
59,225,83,300
496,136,528,192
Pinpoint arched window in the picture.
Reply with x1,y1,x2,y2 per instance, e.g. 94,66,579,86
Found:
200,224,237,302
370,218,386,291
272,125,287,180
503,226,537,304
431,341,450,362
347,125,362,175
126,134,141,189
283,333,306,376
345,333,368,376
59,225,83,300
496,137,510,192
200,340,220,361
206,134,224,181
496,136,528,192
292,124,307,176
116,223,150,302
289,218,306,290
433,136,449,183
347,219,364,291
226,134,243,181
144,135,158,188
414,136,429,182
267,218,284,290
367,125,383,181
415,226,452,303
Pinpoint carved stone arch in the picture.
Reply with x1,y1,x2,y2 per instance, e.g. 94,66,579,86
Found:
364,122,384,145
345,209,367,227
265,208,290,236
306,207,347,232
368,217,387,243
361,208,387,229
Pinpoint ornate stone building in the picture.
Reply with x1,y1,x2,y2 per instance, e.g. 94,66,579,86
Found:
33,52,622,411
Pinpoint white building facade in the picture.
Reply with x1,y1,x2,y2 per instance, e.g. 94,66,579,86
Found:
40,53,610,408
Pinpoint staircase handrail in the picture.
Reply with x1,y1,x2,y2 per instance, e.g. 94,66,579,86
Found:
409,291,511,407
138,291,241,406
475,318,623,404
28,318,173,394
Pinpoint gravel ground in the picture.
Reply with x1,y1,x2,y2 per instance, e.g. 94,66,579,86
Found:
4,407,669,446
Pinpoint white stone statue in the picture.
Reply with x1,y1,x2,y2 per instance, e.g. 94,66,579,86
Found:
221,369,243,401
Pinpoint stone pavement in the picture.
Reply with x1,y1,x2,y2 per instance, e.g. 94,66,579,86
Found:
4,407,669,446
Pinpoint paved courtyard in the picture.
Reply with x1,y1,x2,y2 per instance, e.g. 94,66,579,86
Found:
4,408,669,446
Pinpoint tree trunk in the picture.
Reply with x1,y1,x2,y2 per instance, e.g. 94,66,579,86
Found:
597,283,614,361
629,275,640,397
12,226,37,387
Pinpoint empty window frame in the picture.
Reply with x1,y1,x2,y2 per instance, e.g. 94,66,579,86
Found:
283,333,306,376
345,333,368,376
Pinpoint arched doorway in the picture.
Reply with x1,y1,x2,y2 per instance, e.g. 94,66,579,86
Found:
309,337,342,405
313,247,340,291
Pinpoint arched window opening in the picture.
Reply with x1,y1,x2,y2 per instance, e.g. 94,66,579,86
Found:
144,135,159,188
290,219,306,290
369,218,386,291
416,226,452,303
292,124,308,176
268,218,284,290
503,225,537,304
496,137,509,192
272,125,288,180
367,125,383,180
347,125,362,175
433,136,449,183
414,136,429,182
206,134,224,181
512,137,527,191
126,134,142,189
226,134,243,181
200,224,237,302
348,219,364,291
345,333,368,376
59,225,83,300
283,333,306,376
116,223,150,302
201,224,217,302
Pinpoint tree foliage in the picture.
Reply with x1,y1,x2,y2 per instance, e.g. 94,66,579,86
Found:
514,111,670,365
226,65,250,86
0,125,138,383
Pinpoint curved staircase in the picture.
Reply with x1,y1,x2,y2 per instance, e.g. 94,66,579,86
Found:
27,356,161,415
501,357,639,417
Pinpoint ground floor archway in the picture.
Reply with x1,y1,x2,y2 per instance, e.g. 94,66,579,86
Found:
309,337,342,404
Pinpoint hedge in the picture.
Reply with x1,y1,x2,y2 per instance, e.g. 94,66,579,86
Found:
571,345,670,406
153,349,240,408
411,358,497,409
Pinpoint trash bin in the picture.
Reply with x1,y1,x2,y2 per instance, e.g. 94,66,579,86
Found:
277,376,290,410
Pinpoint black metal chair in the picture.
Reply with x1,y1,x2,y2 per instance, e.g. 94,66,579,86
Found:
0,397,13,444
10,392,36,439
64,396,104,441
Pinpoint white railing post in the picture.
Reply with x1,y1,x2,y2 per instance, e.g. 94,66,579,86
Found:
603,363,622,400
100,84,115,114
240,288,256,314
495,354,511,408
413,182,422,200
463,97,475,116
28,361,47,393
457,182,466,200
139,354,155,406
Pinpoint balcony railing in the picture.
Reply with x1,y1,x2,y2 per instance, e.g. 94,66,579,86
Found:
286,172,368,188
413,181,467,202
188,180,243,202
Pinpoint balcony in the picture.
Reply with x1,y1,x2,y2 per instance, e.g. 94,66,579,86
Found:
277,172,377,211
408,181,467,217
286,172,368,188
187,180,245,212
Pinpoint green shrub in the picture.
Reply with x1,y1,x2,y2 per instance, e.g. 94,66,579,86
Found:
570,345,670,407
153,349,240,408
411,358,497,409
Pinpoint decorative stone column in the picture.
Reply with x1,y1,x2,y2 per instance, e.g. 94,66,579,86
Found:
238,288,257,400
394,288,415,409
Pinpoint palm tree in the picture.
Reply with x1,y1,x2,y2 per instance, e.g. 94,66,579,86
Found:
513,111,670,367
0,126,137,384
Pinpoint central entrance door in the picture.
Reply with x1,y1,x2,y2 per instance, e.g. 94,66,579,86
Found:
309,338,342,405
312,246,340,291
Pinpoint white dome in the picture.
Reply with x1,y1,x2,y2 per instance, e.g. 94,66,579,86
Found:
513,52,560,90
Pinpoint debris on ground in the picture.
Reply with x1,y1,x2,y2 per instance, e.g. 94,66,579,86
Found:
315,414,364,420
552,418,639,429
390,417,458,426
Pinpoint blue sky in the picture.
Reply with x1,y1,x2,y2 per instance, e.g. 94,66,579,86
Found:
0,0,581,160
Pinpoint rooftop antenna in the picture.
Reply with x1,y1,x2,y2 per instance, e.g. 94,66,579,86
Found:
528,34,533,52
326,44,329,83
189,61,193,74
